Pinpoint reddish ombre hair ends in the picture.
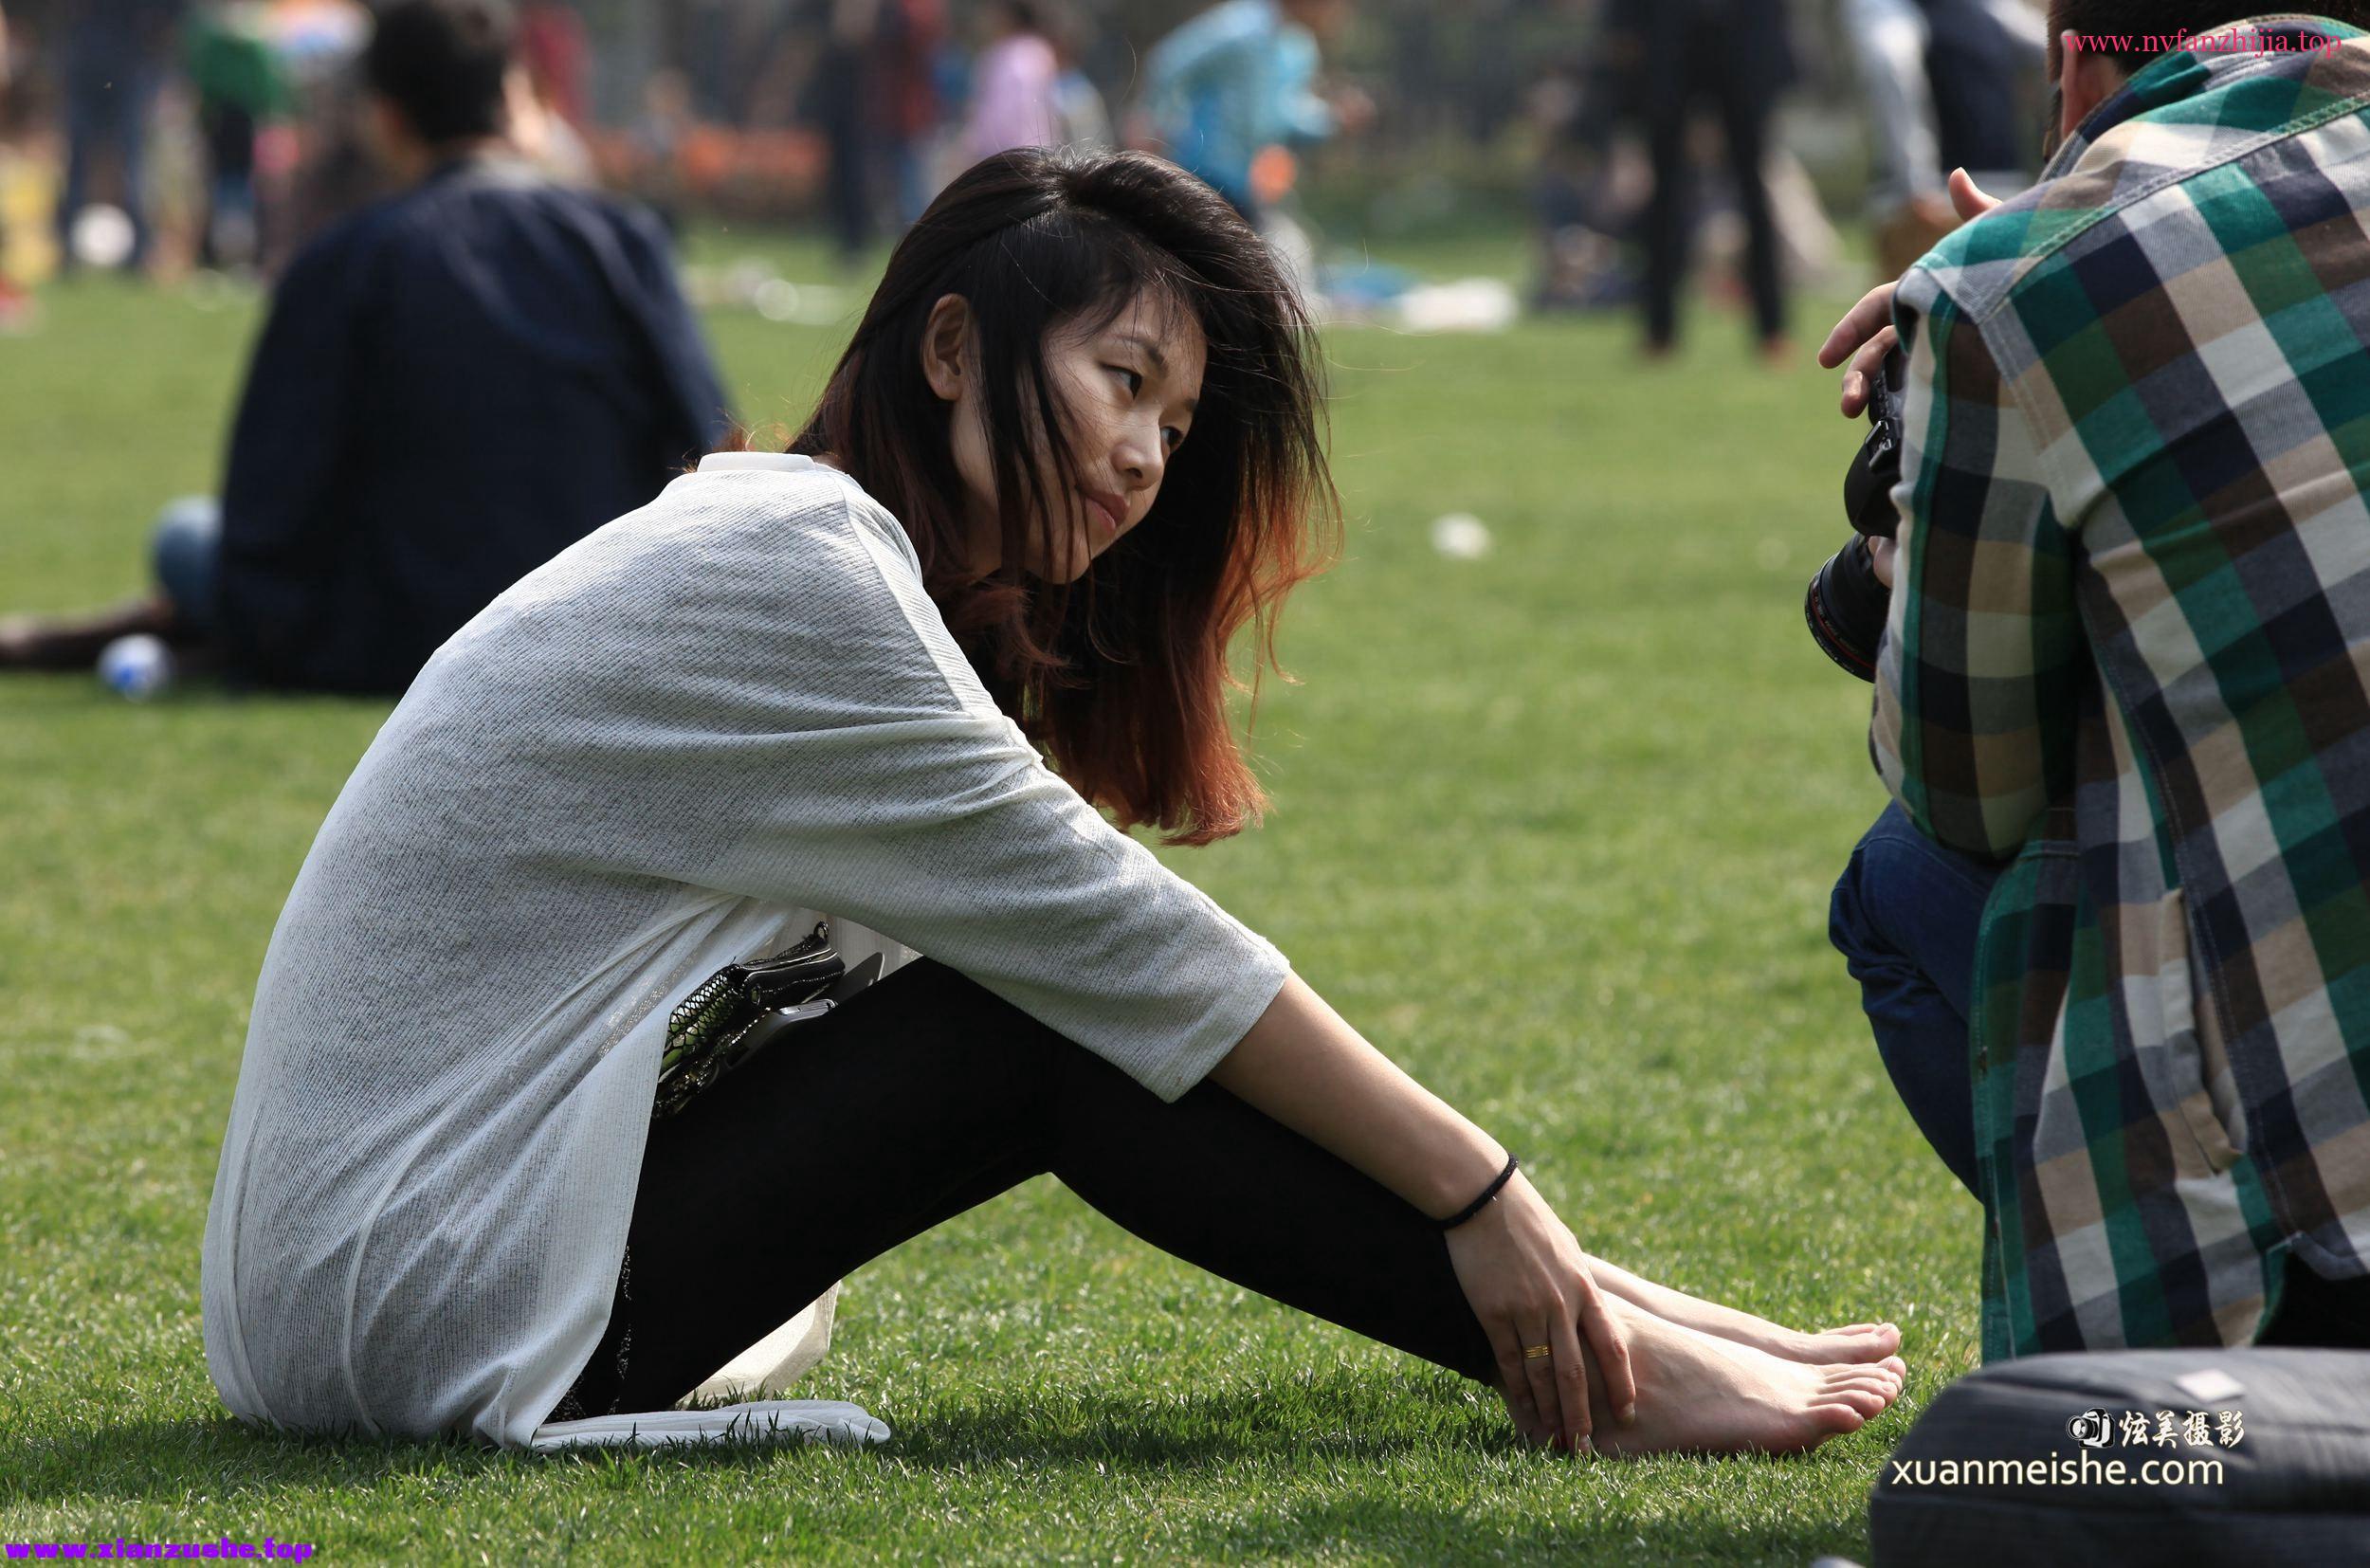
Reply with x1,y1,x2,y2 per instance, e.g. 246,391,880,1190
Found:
785,147,1340,847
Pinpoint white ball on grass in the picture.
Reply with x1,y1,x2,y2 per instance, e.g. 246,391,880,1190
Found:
753,279,801,321
1430,513,1493,560
98,634,174,702
71,205,137,270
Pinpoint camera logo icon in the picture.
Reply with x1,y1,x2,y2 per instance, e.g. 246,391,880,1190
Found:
2068,1409,2113,1448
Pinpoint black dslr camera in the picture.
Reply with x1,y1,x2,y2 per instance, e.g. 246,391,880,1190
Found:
1804,346,1908,681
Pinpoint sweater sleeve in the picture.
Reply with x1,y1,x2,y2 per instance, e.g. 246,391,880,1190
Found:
451,469,1291,1102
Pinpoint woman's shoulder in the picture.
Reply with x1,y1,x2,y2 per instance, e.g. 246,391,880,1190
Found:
658,450,866,517
410,449,975,735
424,452,916,676
647,452,918,573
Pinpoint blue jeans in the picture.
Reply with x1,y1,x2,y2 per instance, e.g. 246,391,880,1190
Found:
151,497,222,635
1832,807,2370,1342
1829,801,2002,1197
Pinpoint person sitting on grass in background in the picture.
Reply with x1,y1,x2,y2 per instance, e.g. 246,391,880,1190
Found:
0,0,728,695
201,145,1909,1459
1818,9,2370,1358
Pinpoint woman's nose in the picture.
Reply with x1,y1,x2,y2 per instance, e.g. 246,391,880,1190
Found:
1119,425,1164,487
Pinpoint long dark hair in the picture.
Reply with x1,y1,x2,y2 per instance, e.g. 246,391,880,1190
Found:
786,147,1340,847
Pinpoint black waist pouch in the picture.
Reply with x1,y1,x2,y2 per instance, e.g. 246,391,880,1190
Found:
653,921,847,1121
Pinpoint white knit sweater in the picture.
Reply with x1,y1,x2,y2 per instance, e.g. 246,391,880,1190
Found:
199,452,1295,1449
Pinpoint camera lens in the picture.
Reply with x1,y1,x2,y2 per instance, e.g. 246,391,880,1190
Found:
1806,535,1889,681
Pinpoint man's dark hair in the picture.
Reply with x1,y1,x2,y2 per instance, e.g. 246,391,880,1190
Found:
2049,3,2370,75
363,0,516,145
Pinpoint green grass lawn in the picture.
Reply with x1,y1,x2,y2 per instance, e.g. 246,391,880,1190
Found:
0,233,1979,1565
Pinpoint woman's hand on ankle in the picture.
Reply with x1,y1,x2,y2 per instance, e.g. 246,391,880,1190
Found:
1443,1170,1636,1453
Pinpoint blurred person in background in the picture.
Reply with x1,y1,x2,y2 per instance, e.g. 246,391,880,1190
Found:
0,1,55,313
811,0,939,259
1047,7,1113,151
812,0,881,260
57,0,187,275
812,0,946,261
958,0,1059,163
882,0,949,226
628,65,694,231
259,0,375,266
882,0,953,227
187,1,294,270
0,0,21,327
0,0,729,694
1843,0,2045,278
507,0,592,183
1526,50,1642,314
1136,0,1372,228
504,45,593,183
1607,0,1795,363
514,0,586,128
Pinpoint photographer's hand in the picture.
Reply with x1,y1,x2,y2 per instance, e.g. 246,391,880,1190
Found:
1818,170,2003,415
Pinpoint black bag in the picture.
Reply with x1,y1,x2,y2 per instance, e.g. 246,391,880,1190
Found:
653,921,848,1121
1869,1348,2370,1566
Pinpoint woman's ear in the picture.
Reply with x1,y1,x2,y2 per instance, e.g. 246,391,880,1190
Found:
921,293,973,404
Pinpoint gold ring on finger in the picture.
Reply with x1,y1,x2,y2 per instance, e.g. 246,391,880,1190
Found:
1522,1343,1553,1359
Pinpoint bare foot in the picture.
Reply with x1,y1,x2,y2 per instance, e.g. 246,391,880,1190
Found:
1501,1295,1907,1457
1583,1254,1902,1366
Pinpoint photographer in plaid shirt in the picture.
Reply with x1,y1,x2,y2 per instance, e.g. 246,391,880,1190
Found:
1820,8,2370,1358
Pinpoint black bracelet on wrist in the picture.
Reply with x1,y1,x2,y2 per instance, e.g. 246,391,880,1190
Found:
1437,1152,1520,1231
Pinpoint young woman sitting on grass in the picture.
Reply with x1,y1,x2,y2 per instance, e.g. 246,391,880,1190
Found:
200,147,1906,1458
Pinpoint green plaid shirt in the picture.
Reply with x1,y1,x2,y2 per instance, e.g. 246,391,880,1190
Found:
1876,15,2370,1358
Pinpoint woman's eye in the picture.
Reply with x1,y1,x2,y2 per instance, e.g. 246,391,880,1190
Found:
1108,365,1144,395
1164,427,1185,450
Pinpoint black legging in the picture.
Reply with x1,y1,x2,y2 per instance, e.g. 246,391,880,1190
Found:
555,957,1502,1418
1638,5,1787,349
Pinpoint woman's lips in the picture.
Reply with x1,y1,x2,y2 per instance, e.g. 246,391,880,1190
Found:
1084,492,1125,534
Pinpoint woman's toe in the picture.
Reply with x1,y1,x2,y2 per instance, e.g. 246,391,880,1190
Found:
1824,1384,1892,1418
1820,1368,1901,1404
1806,1400,1870,1437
